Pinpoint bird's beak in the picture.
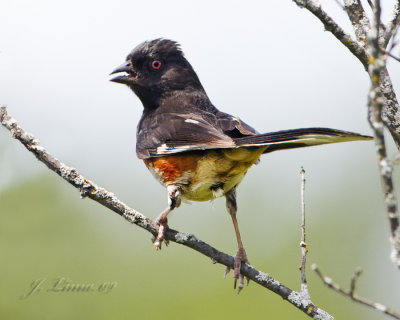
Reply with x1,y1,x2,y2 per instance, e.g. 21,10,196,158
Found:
109,61,137,84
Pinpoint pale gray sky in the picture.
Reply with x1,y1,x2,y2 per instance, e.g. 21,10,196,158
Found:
0,0,398,193
2,1,394,178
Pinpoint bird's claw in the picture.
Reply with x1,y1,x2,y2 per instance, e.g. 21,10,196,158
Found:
225,247,250,293
152,218,169,250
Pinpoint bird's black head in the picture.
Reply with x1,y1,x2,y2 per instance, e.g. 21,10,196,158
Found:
110,39,205,109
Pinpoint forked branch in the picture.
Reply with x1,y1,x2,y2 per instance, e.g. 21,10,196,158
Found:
312,264,400,319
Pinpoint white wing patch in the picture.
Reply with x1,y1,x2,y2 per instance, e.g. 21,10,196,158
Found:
156,143,204,155
156,143,169,153
184,119,199,124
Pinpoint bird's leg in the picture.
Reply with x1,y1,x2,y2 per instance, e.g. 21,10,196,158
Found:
224,187,250,293
153,184,181,250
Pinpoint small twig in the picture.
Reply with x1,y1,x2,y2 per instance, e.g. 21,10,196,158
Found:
312,264,400,319
388,52,400,62
0,106,334,319
297,167,312,310
349,268,362,298
386,24,400,62
387,23,400,53
383,0,400,48
299,167,308,290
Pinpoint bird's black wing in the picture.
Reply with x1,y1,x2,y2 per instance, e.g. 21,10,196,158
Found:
215,111,259,137
136,109,372,159
136,112,236,159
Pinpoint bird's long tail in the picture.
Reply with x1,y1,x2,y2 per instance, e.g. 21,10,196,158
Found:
233,128,372,153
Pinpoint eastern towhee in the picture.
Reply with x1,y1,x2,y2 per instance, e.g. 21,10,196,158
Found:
110,39,372,292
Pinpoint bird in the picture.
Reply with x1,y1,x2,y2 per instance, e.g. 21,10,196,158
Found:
110,38,372,292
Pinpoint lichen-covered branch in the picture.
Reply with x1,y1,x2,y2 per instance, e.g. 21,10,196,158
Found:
383,0,400,48
292,0,400,266
292,0,400,149
312,264,400,319
0,106,334,319
292,0,369,68
379,67,400,149
343,0,370,47
342,0,400,147
367,0,400,268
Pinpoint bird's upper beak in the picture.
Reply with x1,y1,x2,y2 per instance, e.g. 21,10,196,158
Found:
109,61,137,84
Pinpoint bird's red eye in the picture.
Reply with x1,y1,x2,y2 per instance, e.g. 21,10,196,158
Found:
151,60,162,70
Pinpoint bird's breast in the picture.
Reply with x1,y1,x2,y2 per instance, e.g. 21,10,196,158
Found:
143,147,266,202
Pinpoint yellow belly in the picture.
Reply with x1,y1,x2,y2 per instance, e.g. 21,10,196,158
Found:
144,146,268,202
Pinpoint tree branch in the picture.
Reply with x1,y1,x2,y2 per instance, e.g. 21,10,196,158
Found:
383,0,400,48
367,0,400,268
292,0,400,265
292,0,400,149
341,0,400,146
0,106,334,319
312,264,400,319
379,67,400,149
292,0,369,68
343,0,371,47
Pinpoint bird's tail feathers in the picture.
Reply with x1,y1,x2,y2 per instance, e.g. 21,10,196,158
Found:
234,128,372,153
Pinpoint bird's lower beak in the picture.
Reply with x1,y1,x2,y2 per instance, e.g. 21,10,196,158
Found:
110,61,137,84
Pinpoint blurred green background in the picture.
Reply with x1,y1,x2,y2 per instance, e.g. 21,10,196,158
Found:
1,0,400,319
1,138,399,319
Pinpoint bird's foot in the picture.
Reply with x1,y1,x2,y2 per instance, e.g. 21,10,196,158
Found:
152,217,169,250
224,247,250,293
